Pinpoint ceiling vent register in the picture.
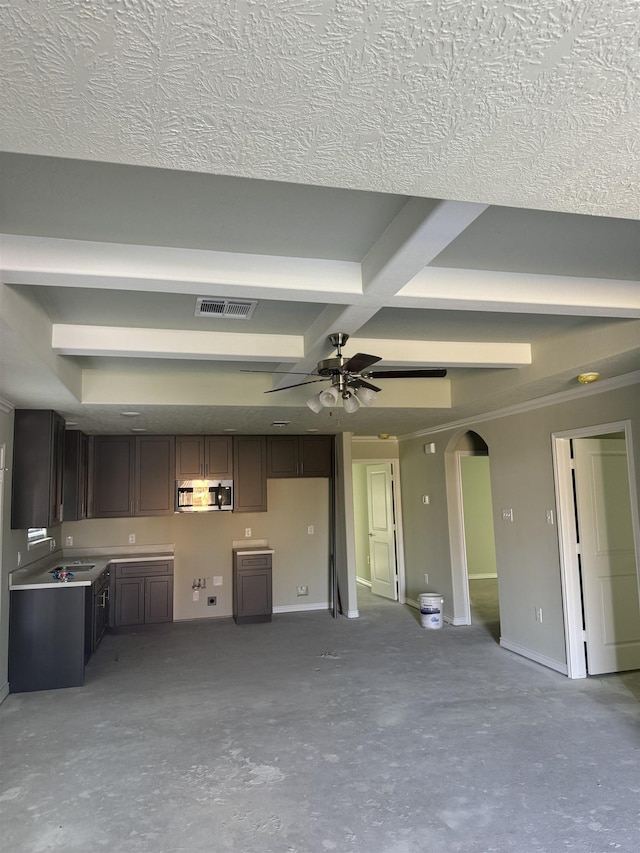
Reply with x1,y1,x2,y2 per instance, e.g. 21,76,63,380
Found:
195,298,257,320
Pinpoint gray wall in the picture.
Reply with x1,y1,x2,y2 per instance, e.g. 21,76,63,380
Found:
399,383,640,669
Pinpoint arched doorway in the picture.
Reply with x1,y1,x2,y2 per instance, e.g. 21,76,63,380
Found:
445,430,500,637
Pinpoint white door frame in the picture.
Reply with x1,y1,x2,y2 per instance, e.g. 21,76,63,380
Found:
552,420,640,679
352,458,407,605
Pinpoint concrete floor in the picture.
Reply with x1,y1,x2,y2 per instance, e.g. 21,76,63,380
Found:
2,585,639,853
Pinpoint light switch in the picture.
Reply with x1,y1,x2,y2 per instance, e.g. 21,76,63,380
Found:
193,590,200,602
545,509,554,525
213,576,223,586
308,525,314,534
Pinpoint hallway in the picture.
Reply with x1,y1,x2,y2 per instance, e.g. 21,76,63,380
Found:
2,593,639,852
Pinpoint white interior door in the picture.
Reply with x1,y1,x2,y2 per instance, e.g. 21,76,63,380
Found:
574,438,640,675
366,463,398,601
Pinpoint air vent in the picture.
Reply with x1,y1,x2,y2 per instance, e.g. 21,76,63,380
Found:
195,298,257,320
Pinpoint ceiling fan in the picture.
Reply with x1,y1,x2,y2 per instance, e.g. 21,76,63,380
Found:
263,333,447,413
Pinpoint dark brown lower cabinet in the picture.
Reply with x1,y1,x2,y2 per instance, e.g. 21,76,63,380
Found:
233,551,272,624
112,561,174,627
85,567,110,661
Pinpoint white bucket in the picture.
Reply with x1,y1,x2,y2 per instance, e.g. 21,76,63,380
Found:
419,593,443,629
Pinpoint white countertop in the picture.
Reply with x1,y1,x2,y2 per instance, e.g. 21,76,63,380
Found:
232,546,274,556
9,551,174,591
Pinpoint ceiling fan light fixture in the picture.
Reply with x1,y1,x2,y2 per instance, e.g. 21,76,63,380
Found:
306,394,324,413
342,392,360,413
354,386,378,407
319,386,339,407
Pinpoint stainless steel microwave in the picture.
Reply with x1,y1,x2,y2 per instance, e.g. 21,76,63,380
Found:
175,480,233,512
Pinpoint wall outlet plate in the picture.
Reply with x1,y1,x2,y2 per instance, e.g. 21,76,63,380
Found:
296,585,309,596
65,536,73,547
128,533,136,544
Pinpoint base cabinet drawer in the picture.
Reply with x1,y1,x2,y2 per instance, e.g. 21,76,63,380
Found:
111,561,174,627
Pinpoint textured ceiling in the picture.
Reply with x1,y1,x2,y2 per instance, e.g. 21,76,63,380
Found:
1,0,639,219
1,1,639,438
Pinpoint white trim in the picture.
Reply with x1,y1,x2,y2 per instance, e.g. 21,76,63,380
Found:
468,573,498,580
273,602,330,614
356,576,372,588
399,371,640,440
500,639,569,676
552,420,640,680
351,435,399,442
346,609,359,618
0,396,14,413
0,681,9,705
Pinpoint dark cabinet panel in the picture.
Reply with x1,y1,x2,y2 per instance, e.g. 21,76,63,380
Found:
114,577,145,626
176,435,233,478
233,436,267,512
266,436,298,477
11,409,65,529
84,567,110,661
204,436,233,478
91,435,174,518
9,587,86,692
233,552,272,624
64,430,89,521
91,436,135,518
135,435,175,515
144,576,174,623
266,435,333,478
299,435,333,477
111,561,174,627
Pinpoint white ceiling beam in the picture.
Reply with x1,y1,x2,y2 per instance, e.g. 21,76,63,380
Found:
53,324,531,369
0,235,362,303
398,268,640,318
52,325,304,361
362,198,489,298
345,338,531,368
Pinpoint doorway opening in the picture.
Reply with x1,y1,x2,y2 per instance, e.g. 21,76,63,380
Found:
352,460,406,604
446,430,500,634
553,421,640,678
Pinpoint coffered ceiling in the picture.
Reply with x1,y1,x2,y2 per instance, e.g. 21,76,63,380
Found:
1,1,639,437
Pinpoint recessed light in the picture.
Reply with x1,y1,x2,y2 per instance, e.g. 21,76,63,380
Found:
272,421,290,428
306,428,319,433
65,421,78,427
223,428,237,432
120,411,140,417
131,427,147,432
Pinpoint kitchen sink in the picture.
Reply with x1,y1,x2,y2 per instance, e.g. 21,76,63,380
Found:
49,563,96,573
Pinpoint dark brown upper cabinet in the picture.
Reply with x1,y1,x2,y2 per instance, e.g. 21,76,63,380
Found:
233,436,267,512
12,409,65,529
135,435,176,515
175,435,232,479
267,435,333,478
64,430,89,522
91,435,175,518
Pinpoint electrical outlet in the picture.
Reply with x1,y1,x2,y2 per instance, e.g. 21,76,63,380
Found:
535,607,543,623
245,528,252,538
17,551,22,567
307,525,314,535
502,508,514,522
296,585,309,596
545,509,554,525
424,573,429,584
422,495,430,504
207,596,217,606
128,533,136,544
65,535,73,547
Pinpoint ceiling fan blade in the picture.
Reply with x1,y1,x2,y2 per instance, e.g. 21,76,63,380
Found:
240,369,319,376
367,368,448,379
263,378,327,393
342,352,382,373
348,378,382,392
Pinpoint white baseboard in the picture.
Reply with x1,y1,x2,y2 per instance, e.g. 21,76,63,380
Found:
0,680,9,705
356,577,372,588
346,609,359,618
500,638,568,675
444,614,469,626
468,573,498,580
273,601,330,614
